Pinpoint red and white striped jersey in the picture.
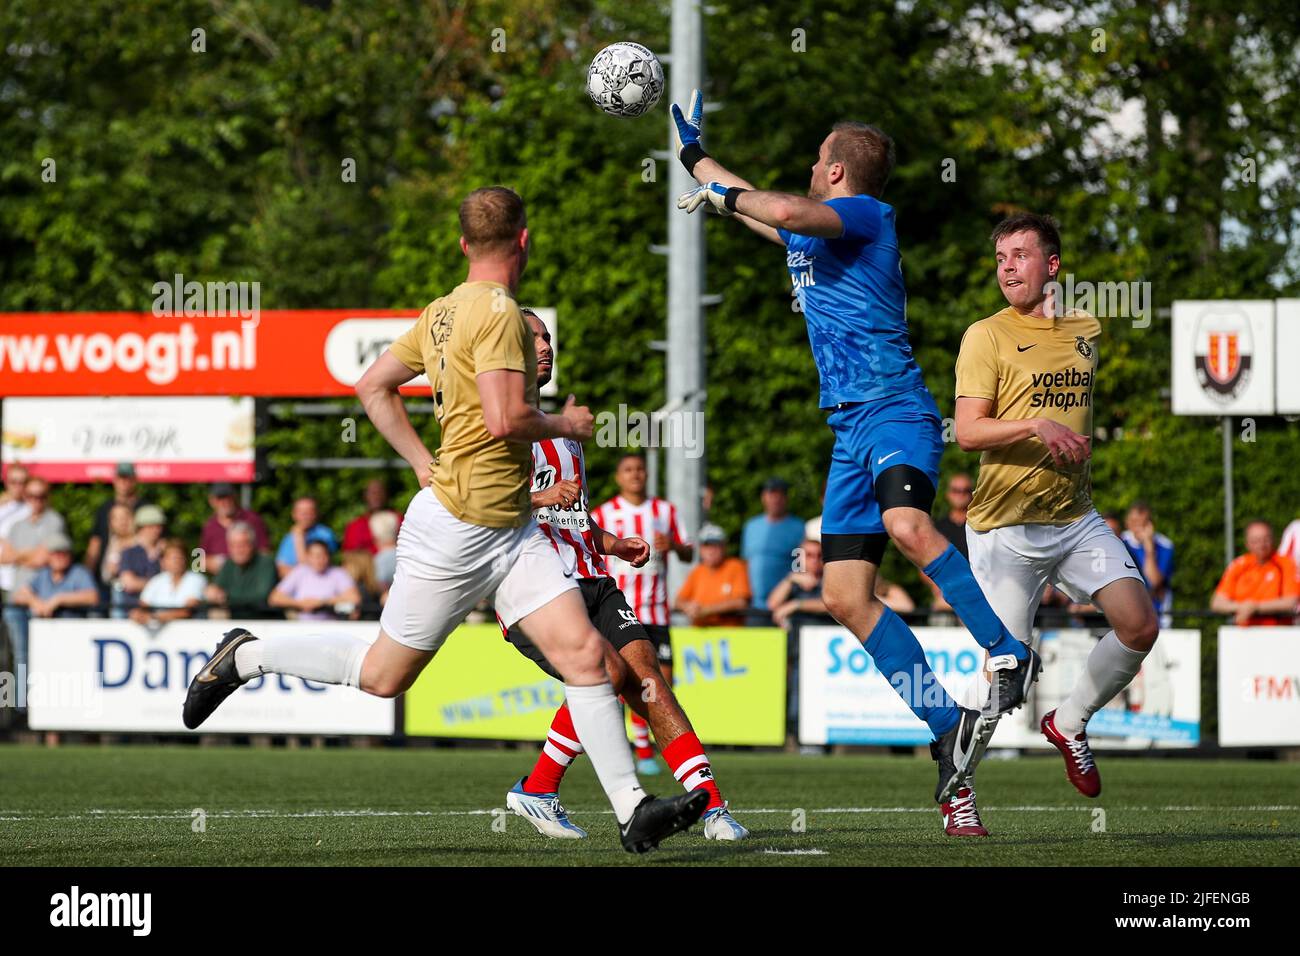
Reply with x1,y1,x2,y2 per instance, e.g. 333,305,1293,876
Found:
530,438,608,580
591,495,688,626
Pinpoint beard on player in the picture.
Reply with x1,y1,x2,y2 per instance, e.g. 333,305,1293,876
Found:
807,170,829,202
523,309,553,387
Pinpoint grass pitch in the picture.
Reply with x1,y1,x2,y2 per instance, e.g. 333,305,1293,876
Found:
1,744,1297,866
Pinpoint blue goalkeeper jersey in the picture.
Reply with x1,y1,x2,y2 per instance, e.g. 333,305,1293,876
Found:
779,195,928,409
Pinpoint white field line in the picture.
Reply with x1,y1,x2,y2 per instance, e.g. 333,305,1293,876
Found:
0,805,1296,822
762,849,829,856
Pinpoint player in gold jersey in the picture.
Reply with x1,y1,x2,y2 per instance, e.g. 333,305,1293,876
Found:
954,213,1159,798
183,187,706,852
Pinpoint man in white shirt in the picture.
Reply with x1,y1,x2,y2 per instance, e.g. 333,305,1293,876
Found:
0,465,32,598
1,475,67,680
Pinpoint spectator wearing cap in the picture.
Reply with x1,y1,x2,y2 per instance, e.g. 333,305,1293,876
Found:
269,537,361,621
342,479,403,554
12,532,98,620
114,505,167,614
205,522,279,619
1122,501,1175,626
675,524,751,627
923,473,974,612
200,483,269,574
276,497,338,577
132,539,207,626
1211,520,1299,627
741,477,805,610
84,462,148,583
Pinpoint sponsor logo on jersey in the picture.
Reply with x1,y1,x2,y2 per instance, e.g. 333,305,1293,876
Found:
787,249,816,290
1028,366,1094,410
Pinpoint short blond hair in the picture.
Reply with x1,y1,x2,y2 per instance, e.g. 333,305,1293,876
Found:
459,186,526,258
828,122,895,197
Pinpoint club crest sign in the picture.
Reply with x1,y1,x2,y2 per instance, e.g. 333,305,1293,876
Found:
1192,305,1253,402
1171,300,1275,417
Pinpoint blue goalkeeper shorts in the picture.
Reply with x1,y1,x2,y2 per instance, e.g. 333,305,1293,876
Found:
821,386,945,537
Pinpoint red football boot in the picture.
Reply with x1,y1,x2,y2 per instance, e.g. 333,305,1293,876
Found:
940,787,989,837
1041,709,1102,797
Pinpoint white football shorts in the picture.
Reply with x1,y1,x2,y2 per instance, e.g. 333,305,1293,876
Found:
380,487,578,653
965,508,1144,645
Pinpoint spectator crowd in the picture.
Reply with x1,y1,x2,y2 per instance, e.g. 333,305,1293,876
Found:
0,466,404,680
3,461,1300,688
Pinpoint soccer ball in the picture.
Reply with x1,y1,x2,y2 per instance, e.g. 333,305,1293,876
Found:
586,42,664,118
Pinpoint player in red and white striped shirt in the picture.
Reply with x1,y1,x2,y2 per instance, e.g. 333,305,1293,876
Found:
591,453,695,769
593,455,693,628
502,312,746,841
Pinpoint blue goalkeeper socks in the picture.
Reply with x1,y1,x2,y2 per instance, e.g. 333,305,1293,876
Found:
863,607,959,738
924,544,1026,659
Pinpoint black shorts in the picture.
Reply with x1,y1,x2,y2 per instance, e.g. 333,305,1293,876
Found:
643,624,674,667
504,576,653,681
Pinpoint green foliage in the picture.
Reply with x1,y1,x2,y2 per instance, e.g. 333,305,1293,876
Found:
6,0,1300,623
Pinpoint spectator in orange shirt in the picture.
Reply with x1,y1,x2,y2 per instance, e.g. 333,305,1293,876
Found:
1211,520,1299,626
674,524,751,627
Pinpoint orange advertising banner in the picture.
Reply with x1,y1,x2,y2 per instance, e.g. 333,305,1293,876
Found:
0,311,427,397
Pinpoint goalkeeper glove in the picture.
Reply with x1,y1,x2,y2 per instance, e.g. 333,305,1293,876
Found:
671,88,709,175
677,182,749,216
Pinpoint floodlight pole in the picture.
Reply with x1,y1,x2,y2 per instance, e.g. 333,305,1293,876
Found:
1223,415,1234,567
666,0,706,601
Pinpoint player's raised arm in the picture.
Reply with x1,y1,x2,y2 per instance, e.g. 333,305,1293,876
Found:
670,90,784,245
478,371,594,444
356,350,438,486
680,184,845,238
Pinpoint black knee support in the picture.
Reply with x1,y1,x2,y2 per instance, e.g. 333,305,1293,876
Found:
822,532,889,565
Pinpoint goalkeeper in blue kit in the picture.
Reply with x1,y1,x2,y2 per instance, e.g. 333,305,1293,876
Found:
671,91,1038,836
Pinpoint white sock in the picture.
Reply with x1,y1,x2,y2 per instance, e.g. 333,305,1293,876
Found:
564,682,645,823
963,667,992,711
236,633,366,688
1055,630,1149,735
234,641,264,680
